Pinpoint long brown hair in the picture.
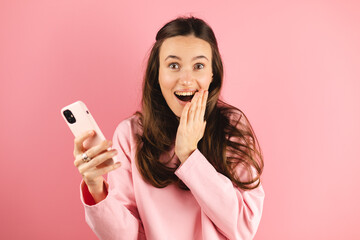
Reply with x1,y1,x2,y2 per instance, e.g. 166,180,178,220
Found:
134,16,264,191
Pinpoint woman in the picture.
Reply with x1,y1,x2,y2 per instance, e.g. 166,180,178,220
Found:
73,16,265,240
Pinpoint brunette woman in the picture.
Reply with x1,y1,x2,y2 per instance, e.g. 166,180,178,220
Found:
73,16,265,240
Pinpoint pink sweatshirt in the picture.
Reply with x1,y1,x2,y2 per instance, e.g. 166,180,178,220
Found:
80,114,265,240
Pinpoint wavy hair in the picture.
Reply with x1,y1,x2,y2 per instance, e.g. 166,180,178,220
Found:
134,16,264,191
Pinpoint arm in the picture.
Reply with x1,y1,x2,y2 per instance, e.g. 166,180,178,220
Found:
175,104,265,240
175,149,265,240
79,120,145,240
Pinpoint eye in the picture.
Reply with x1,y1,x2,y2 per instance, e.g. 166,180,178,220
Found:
194,63,204,69
169,63,179,69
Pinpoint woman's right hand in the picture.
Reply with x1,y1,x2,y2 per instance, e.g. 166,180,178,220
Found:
73,130,121,191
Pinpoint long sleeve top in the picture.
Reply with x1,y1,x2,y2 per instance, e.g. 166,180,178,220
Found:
80,114,265,240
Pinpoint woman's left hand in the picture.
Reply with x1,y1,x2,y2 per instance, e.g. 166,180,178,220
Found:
175,89,208,163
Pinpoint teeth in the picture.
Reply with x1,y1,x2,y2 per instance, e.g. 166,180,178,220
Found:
174,91,196,96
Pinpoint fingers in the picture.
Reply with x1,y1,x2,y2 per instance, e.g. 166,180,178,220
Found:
78,149,118,173
82,162,122,183
73,130,95,156
188,91,201,123
180,101,191,127
181,89,208,125
74,139,112,167
194,89,208,122
201,90,208,121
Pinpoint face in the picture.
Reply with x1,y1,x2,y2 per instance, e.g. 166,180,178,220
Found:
158,35,213,117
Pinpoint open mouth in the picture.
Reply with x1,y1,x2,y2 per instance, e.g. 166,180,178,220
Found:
174,90,198,102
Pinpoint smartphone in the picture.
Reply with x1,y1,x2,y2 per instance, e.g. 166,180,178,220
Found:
61,100,118,166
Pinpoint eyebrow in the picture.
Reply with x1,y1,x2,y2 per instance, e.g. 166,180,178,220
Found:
164,55,209,62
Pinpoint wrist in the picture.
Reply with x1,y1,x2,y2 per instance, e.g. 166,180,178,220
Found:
88,184,103,194
178,148,196,163
87,180,108,203
85,179,104,193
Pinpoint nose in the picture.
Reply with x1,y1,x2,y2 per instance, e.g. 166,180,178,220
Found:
178,69,195,86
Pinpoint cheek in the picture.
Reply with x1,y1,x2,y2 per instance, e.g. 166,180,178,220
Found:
158,70,175,92
198,74,213,89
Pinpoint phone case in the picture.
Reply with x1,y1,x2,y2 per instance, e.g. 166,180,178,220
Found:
61,100,118,165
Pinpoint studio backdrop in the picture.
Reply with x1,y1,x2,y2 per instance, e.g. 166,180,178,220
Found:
0,0,359,239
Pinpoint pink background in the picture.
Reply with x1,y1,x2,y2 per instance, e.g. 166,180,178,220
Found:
1,0,359,239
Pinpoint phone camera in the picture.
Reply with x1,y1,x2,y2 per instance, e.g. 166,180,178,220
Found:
63,109,76,124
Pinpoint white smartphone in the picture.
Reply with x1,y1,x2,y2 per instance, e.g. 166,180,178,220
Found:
61,100,118,166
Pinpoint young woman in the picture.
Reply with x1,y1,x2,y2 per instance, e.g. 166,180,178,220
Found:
73,16,265,240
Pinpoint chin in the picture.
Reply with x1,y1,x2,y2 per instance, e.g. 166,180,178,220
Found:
174,112,181,118
170,107,182,118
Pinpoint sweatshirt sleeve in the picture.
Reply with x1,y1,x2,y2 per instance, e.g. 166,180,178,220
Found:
79,120,145,240
174,112,265,240
175,150,265,240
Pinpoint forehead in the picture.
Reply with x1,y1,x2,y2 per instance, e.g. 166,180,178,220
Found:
159,35,212,60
